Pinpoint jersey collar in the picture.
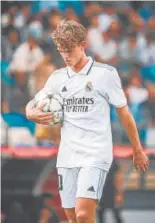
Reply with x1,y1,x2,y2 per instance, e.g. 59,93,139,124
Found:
67,57,94,78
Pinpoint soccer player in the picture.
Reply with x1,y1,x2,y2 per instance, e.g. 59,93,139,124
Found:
26,20,149,223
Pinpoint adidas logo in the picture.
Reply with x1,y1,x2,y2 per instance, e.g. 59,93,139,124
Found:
62,86,67,92
87,186,95,192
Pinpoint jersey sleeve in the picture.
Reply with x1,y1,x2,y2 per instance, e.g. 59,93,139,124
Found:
43,74,56,93
105,68,127,108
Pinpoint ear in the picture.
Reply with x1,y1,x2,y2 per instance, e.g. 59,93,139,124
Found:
81,41,88,49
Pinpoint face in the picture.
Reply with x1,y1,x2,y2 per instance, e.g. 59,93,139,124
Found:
90,15,99,26
22,5,30,18
57,41,87,67
129,37,136,47
8,30,19,43
102,32,111,42
49,15,62,29
130,75,142,87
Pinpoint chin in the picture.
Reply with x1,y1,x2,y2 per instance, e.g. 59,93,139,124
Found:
65,60,71,65
66,62,74,67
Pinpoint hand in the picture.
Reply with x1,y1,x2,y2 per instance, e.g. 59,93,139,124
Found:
28,103,53,125
133,150,149,172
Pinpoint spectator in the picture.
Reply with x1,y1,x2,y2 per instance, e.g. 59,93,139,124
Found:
109,20,122,41
47,9,63,31
145,82,155,124
95,29,118,65
118,32,141,63
34,50,59,147
148,16,155,30
98,6,120,33
32,0,59,14
98,13,113,33
125,87,150,145
84,2,102,18
127,72,149,104
1,28,20,61
87,14,103,56
128,9,145,31
14,4,31,29
65,8,80,23
2,15,17,36
41,9,64,68
59,0,85,16
9,21,44,85
111,73,150,145
7,21,44,112
97,159,124,223
34,51,56,93
138,32,155,66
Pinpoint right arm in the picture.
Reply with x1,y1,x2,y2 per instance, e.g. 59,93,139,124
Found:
26,99,54,125
26,98,61,145
26,71,58,126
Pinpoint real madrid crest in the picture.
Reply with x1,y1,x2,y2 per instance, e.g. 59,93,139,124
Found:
85,81,93,92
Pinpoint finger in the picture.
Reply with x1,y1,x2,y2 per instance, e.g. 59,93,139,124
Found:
146,159,150,166
37,103,47,110
40,117,53,122
139,163,148,172
37,103,46,109
38,120,51,125
38,112,53,118
144,163,149,171
141,166,146,172
135,165,140,172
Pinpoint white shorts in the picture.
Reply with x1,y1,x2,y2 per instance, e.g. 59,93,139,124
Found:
57,167,107,208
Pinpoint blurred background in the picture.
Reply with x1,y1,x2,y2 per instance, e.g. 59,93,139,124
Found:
1,1,155,223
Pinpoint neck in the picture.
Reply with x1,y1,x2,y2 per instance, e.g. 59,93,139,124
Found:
71,54,89,73
28,39,37,49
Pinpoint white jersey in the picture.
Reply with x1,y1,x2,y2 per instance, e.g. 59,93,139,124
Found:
42,57,127,171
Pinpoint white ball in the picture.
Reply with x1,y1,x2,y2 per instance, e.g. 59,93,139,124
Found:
34,91,63,125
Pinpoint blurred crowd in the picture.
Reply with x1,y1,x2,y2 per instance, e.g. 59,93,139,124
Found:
1,1,155,147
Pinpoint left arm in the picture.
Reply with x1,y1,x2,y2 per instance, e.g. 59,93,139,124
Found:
101,67,149,172
116,105,149,172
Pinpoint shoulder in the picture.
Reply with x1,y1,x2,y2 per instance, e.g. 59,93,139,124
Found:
17,42,29,52
93,61,117,80
92,62,120,87
93,61,116,72
13,43,29,58
52,67,68,77
47,67,67,82
34,46,44,55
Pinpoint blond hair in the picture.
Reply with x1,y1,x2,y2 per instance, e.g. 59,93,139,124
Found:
51,20,86,50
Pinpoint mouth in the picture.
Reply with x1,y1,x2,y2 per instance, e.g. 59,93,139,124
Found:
65,60,71,63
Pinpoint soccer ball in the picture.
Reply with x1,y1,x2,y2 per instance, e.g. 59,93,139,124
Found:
34,90,63,125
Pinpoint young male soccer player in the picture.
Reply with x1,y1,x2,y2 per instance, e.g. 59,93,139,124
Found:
26,20,149,223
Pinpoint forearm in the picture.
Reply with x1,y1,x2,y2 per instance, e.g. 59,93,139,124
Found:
117,107,142,153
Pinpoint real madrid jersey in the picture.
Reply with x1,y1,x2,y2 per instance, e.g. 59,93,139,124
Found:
42,57,127,171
